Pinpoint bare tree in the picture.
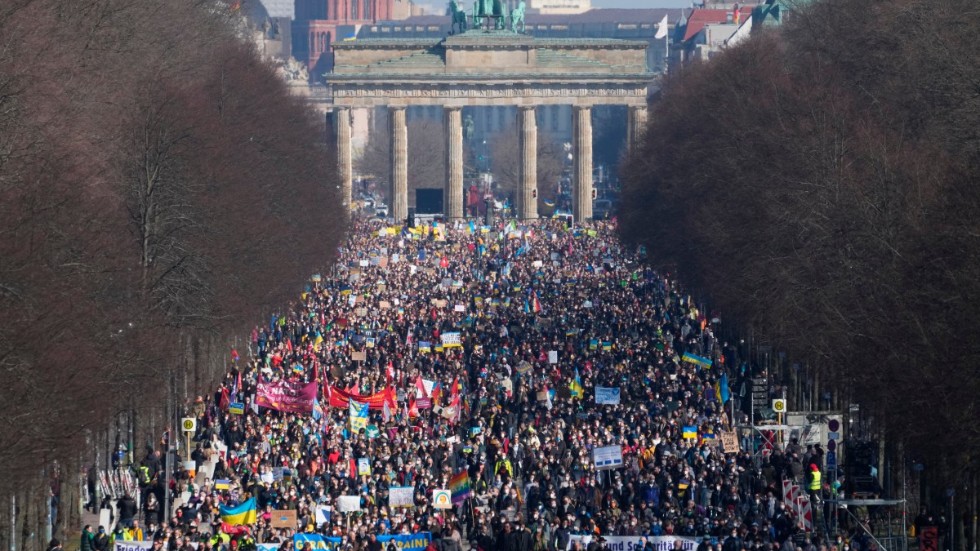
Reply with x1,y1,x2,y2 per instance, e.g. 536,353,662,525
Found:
0,0,348,540
620,0,980,517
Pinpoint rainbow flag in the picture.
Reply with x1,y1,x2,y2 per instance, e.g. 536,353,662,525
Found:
220,497,257,526
449,471,471,504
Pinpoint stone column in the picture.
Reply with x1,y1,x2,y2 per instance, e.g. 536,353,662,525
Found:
336,107,353,210
627,105,648,154
573,106,593,222
389,106,408,222
445,107,464,219
517,106,538,220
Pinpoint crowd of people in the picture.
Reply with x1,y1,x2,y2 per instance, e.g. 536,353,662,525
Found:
103,217,838,551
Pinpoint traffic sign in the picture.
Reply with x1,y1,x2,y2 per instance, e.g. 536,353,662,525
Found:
181,418,197,432
772,399,786,413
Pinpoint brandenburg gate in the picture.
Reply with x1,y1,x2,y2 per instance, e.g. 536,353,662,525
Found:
327,30,651,222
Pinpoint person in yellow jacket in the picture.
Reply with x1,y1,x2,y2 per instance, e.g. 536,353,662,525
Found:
495,457,513,481
123,520,144,542
807,463,822,502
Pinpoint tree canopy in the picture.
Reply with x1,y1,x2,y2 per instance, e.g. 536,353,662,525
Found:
620,0,980,490
0,0,347,525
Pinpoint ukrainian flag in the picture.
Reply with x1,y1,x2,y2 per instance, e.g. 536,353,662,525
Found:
681,352,712,368
569,368,584,399
220,497,257,526
682,426,698,439
715,373,730,404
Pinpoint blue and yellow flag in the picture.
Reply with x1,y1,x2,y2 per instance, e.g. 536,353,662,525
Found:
715,373,730,404
569,368,584,399
681,352,712,368
220,497,257,526
682,426,698,439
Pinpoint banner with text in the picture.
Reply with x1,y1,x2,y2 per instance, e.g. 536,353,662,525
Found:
256,381,317,414
567,535,699,551
293,533,431,551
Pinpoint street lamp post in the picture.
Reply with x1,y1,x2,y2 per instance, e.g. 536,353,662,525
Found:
484,194,493,226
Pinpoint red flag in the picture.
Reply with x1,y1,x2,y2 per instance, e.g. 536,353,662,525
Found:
328,385,397,410
409,398,419,418
285,338,293,352
219,387,230,411
431,383,443,406
449,393,461,424
221,522,250,536
415,376,428,399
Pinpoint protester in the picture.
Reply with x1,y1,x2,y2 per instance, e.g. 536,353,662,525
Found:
111,217,818,551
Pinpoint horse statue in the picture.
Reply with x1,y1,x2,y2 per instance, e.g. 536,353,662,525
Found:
473,0,503,30
510,0,526,32
449,0,467,34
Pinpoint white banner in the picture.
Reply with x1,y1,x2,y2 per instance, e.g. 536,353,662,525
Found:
440,332,462,348
567,535,699,551
116,543,200,551
389,486,415,508
337,495,361,512
595,387,621,405
115,543,154,551
592,445,623,470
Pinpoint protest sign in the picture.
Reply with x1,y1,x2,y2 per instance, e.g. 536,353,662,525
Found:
721,431,740,453
595,387,621,405
337,496,361,512
270,509,296,528
432,489,452,509
593,445,623,470
389,486,414,508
